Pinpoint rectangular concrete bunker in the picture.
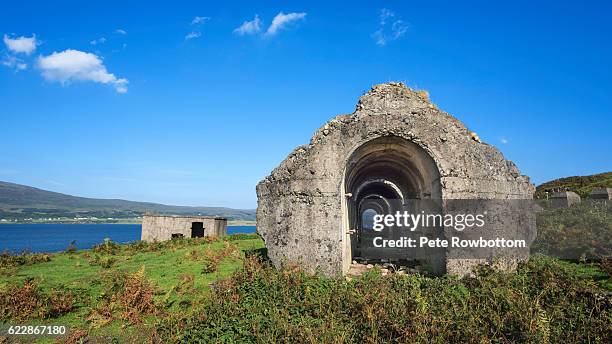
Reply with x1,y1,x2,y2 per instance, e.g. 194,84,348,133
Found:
141,214,227,242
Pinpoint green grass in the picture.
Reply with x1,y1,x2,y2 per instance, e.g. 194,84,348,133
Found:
2,238,262,290
0,235,610,343
0,235,264,343
157,255,611,344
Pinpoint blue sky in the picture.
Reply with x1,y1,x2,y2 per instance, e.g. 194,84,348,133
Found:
1,1,611,209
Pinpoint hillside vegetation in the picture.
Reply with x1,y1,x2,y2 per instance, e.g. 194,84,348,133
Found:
0,181,255,221
0,235,610,343
535,172,612,198
0,234,263,342
533,200,611,260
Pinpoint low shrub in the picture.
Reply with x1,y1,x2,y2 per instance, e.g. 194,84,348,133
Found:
125,240,150,252
65,240,78,254
0,279,75,320
156,256,611,343
55,329,88,344
0,251,52,268
200,243,241,274
122,236,220,255
88,255,117,268
201,249,220,274
599,257,612,276
92,238,121,255
533,201,611,260
87,267,158,326
185,249,200,261
176,274,195,295
224,233,260,241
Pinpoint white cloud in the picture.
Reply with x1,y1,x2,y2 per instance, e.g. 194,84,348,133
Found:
500,138,509,144
90,37,107,45
372,9,408,46
2,54,27,71
234,15,262,35
191,16,210,25
114,29,127,35
372,29,386,46
3,34,38,55
391,20,408,39
265,12,306,36
379,8,395,25
184,16,209,40
185,31,201,40
37,49,128,93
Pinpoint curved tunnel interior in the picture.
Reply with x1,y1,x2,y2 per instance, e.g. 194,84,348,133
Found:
344,136,444,271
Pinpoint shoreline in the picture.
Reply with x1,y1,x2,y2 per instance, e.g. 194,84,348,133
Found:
0,220,257,226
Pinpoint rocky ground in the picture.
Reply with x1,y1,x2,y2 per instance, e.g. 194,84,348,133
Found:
347,259,428,279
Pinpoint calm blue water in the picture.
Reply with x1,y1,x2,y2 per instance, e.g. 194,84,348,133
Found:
0,224,256,253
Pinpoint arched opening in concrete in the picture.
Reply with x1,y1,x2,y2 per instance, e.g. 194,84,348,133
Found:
360,208,380,230
343,136,444,273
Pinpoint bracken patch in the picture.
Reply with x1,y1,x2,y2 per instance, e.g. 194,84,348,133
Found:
156,255,611,344
0,279,75,320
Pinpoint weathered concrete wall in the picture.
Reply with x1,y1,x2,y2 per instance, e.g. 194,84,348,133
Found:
256,83,535,276
589,188,612,200
551,191,581,208
141,214,227,242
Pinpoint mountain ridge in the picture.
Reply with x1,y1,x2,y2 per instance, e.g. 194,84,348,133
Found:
0,181,255,221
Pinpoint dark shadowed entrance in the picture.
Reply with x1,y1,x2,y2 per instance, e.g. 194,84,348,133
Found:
191,222,204,238
344,136,444,272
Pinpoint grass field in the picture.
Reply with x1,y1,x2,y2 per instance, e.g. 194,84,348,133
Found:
0,235,264,343
0,234,610,343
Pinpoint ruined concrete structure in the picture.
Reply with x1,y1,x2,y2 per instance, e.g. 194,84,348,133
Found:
589,187,612,200
256,83,535,276
550,191,581,209
141,214,227,242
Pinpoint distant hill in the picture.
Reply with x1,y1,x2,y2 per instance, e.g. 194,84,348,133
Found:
0,181,255,221
535,172,612,198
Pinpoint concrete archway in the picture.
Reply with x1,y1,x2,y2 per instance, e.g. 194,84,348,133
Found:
343,136,444,272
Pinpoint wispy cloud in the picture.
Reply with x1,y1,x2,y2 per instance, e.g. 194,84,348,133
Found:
234,15,262,35
500,138,509,144
265,12,306,36
191,16,210,25
185,16,210,40
89,37,107,45
372,9,408,46
185,31,202,40
379,8,395,25
3,34,38,55
391,20,408,39
114,29,127,35
37,49,128,93
2,53,27,71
